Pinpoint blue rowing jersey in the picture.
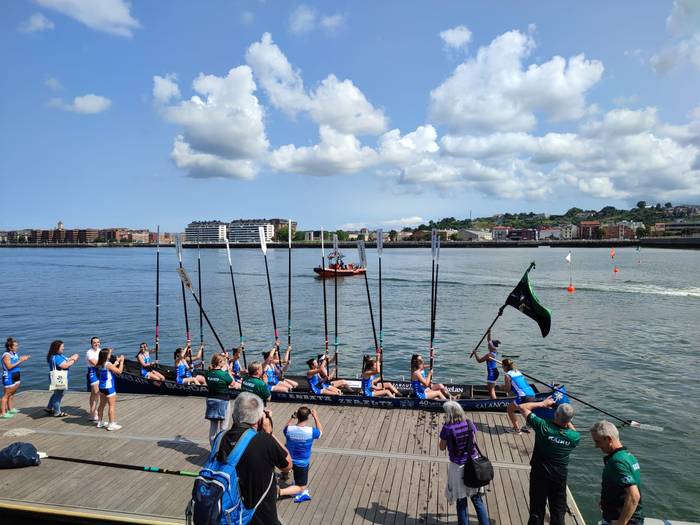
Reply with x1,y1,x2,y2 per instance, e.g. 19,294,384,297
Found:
49,354,69,379
507,370,535,397
487,350,498,371
362,374,376,397
412,370,428,399
140,353,151,377
265,365,280,386
232,359,241,381
283,425,321,467
99,365,114,390
2,351,19,385
175,362,191,384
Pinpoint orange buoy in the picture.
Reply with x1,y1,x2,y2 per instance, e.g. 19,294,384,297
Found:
567,284,575,293
613,266,619,273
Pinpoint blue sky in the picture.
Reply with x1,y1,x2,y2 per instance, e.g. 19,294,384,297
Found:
2,0,700,232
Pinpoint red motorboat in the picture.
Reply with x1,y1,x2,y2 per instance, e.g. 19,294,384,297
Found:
314,262,366,277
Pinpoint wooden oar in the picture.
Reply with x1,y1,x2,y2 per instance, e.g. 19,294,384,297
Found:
154,225,160,362
429,230,438,372
41,453,198,477
176,267,227,353
224,237,246,368
376,229,385,387
258,226,278,342
333,233,339,377
321,229,329,361
175,236,192,363
287,220,292,351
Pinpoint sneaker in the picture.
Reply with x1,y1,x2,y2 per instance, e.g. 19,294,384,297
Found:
506,428,522,435
0,413,14,419
106,423,122,431
294,490,311,503
9,408,19,414
521,427,531,434
96,421,106,429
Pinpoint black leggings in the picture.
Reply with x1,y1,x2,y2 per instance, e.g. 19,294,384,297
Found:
528,464,568,525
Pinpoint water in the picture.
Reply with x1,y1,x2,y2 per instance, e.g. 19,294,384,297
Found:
1,246,698,523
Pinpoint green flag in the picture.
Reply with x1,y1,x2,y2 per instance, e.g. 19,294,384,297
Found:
505,263,552,338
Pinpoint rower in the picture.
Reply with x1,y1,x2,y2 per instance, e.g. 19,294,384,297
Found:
361,353,399,398
174,346,205,385
262,343,297,392
473,330,500,400
226,345,243,387
306,356,348,395
410,354,452,400
502,358,535,434
136,343,165,382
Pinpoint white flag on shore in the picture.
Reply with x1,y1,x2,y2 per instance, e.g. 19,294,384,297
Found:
565,252,572,263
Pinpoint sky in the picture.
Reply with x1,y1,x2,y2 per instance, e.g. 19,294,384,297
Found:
1,0,700,232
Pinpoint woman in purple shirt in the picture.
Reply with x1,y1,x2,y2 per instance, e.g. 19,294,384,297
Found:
438,401,490,525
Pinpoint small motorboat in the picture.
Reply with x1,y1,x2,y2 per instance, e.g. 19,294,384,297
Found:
313,263,366,278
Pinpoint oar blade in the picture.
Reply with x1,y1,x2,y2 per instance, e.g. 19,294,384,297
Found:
258,226,268,255
177,267,193,289
436,235,441,262
225,237,232,265
376,229,383,256
431,229,437,260
288,219,292,248
628,420,664,432
357,240,367,268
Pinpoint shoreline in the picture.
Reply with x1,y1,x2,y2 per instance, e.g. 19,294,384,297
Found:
0,237,698,249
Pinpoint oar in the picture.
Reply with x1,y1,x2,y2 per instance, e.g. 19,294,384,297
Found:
176,267,227,353
430,234,440,372
376,229,385,387
258,226,278,341
333,233,340,377
428,229,437,372
175,236,192,358
197,235,204,363
224,237,246,368
155,225,160,362
321,229,329,361
287,219,292,351
493,358,664,432
41,453,198,477
358,240,379,364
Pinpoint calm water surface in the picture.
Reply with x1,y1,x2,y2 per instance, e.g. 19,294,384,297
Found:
1,247,698,523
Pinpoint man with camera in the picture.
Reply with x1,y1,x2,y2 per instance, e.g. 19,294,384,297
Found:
216,392,292,525
279,406,323,503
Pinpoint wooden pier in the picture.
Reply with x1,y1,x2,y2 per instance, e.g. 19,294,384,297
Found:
0,390,585,524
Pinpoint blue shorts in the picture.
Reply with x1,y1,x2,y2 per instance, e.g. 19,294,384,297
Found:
3,371,20,387
487,368,499,384
514,395,536,406
99,385,116,397
87,368,99,389
140,368,150,379
205,398,229,420
414,389,427,400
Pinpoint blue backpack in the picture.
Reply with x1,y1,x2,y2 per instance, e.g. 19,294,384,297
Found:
186,429,274,525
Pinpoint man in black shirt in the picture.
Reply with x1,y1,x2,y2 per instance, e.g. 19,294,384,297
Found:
218,392,292,525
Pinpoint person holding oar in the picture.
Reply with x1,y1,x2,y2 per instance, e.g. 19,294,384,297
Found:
174,344,205,386
472,330,500,400
136,343,165,382
411,354,452,400
262,342,297,392
306,355,349,395
362,353,399,398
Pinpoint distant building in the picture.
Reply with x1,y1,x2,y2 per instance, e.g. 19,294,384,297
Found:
602,221,644,240
560,224,579,240
185,221,228,243
663,221,700,236
579,221,600,239
649,223,667,236
228,220,272,243
131,230,150,244
457,229,492,241
538,227,562,240
507,228,539,241
304,231,315,241
0,231,7,243
268,218,297,238
491,226,510,241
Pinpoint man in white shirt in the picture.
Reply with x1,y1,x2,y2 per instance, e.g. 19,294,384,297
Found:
86,337,101,421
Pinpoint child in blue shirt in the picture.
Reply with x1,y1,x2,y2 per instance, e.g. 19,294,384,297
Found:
280,406,323,503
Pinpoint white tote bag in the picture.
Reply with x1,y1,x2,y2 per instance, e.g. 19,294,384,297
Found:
49,357,68,391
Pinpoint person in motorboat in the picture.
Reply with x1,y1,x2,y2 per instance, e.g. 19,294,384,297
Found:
410,354,453,400
361,353,399,398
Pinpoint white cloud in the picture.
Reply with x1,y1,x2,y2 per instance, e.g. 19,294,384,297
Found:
152,73,181,104
269,125,379,175
429,29,603,133
378,125,439,165
651,0,700,73
19,13,54,33
37,0,139,37
44,77,62,90
245,33,310,116
581,107,659,137
320,14,345,32
48,93,111,113
439,25,472,51
155,66,268,179
289,5,316,34
382,216,425,228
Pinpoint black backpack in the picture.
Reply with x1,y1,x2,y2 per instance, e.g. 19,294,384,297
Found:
462,426,494,488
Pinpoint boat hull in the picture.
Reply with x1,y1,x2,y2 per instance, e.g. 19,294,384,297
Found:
313,266,366,277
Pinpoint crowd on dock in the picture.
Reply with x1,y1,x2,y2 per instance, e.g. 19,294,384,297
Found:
2,335,644,525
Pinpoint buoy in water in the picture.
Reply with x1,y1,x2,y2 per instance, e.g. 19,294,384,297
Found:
567,284,575,293
613,266,619,273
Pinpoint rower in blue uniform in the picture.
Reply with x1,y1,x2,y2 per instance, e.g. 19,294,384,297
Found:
95,347,125,431
305,355,348,395
410,354,451,400
136,343,165,382
473,330,500,399
502,358,536,434
174,345,205,385
2,337,29,419
361,353,399,398
262,343,297,392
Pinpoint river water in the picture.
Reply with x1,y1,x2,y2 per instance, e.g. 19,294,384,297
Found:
1,246,698,523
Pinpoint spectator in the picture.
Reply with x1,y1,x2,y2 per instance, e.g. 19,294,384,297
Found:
217,392,292,525
280,406,323,502
438,401,489,525
241,361,271,405
85,336,101,422
2,337,30,419
519,398,580,525
204,353,234,445
46,340,79,417
590,420,643,525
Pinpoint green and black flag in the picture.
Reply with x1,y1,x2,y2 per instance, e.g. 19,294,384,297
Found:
505,262,552,338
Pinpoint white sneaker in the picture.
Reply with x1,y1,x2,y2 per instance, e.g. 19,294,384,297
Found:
96,421,106,428
106,423,122,431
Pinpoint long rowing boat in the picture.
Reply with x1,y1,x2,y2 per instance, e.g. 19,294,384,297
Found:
114,359,559,413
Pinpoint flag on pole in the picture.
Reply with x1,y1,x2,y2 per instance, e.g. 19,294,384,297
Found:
505,263,552,338
565,252,572,263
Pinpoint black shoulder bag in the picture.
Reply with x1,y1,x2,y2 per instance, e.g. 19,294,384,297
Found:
462,425,494,488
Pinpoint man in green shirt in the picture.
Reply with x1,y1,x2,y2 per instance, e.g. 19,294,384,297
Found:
590,420,643,525
519,397,581,525
241,361,271,406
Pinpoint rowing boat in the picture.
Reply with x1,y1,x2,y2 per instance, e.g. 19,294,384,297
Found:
114,359,560,413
